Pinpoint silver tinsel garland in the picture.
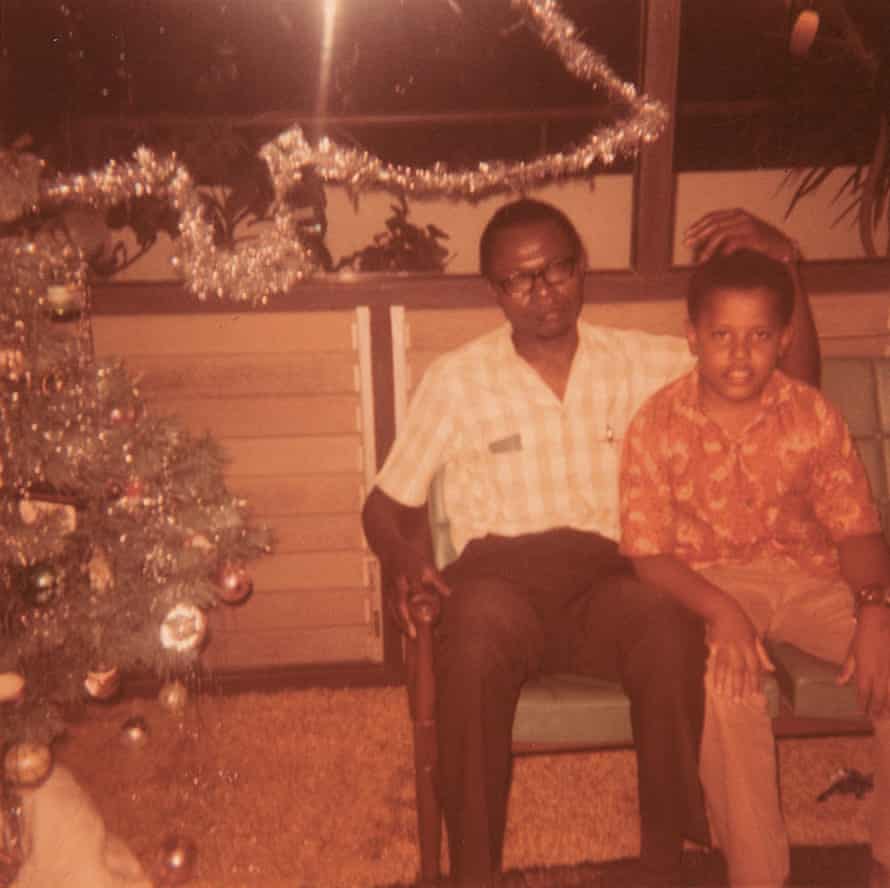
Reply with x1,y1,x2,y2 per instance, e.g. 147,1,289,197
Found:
31,0,667,305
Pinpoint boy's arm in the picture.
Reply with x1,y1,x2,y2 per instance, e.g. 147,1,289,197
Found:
362,486,451,640
836,532,890,717
632,554,774,700
684,208,820,387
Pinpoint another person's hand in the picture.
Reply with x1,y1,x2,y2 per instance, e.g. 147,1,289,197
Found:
837,606,890,718
706,597,774,700
387,546,451,640
684,208,798,265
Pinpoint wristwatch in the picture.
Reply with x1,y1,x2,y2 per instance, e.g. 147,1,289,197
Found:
853,582,890,615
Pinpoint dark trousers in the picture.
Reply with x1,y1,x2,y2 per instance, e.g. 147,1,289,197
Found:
435,529,709,884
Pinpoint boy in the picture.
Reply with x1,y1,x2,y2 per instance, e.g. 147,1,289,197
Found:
619,249,890,888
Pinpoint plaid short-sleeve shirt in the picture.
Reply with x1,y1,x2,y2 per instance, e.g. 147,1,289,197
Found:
619,368,881,574
375,321,694,556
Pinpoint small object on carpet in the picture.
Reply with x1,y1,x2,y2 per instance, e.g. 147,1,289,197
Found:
817,768,874,802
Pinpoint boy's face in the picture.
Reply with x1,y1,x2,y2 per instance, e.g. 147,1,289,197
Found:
686,285,793,410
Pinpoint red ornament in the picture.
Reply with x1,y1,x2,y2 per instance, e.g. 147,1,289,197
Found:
216,562,253,605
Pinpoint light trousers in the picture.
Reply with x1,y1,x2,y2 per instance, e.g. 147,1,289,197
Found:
698,559,890,888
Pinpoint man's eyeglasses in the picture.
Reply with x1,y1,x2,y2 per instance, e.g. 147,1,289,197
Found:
496,255,578,300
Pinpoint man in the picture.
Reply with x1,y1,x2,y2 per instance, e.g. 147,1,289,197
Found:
362,200,820,886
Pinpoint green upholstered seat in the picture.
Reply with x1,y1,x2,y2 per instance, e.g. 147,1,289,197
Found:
513,671,781,747
767,641,860,719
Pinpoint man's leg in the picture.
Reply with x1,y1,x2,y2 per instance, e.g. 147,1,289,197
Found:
570,574,710,883
437,554,544,883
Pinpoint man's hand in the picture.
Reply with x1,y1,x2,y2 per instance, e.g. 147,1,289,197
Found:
387,546,451,640
837,606,890,718
684,208,798,265
707,598,774,700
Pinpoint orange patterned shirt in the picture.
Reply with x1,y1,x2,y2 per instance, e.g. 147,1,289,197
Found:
619,369,881,574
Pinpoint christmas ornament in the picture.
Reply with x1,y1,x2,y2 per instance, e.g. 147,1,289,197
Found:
215,562,253,605
44,284,83,321
120,716,150,748
84,666,120,701
18,499,77,532
3,742,52,787
158,679,188,714
0,673,25,704
22,564,61,608
159,604,208,653
154,834,197,885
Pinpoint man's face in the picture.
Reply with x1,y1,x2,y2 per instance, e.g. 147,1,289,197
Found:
485,219,584,344
686,285,793,409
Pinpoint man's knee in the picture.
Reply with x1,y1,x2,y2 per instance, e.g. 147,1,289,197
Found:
437,576,539,676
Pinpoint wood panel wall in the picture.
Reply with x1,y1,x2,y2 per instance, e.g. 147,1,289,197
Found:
85,284,890,678
91,310,381,672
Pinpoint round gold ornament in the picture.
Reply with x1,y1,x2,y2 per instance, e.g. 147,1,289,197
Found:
215,562,253,605
23,563,61,607
120,715,150,748
159,604,207,653
154,834,197,885
84,666,120,701
158,679,188,714
4,741,52,787
0,672,25,704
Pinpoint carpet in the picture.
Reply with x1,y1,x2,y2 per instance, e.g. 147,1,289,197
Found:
377,845,872,887
49,685,876,887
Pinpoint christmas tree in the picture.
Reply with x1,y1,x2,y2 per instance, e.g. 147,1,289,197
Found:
0,172,271,785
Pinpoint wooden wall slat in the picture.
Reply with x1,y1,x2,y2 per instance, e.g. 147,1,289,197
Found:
251,551,366,591
208,587,367,630
121,353,358,397
223,436,362,476
269,514,364,552
230,475,364,515
202,626,375,669
160,395,360,438
92,312,356,355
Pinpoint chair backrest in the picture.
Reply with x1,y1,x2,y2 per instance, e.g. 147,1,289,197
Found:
427,356,890,557
822,357,890,541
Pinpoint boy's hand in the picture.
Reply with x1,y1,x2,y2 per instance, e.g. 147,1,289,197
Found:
838,606,890,718
684,208,797,265
707,599,774,700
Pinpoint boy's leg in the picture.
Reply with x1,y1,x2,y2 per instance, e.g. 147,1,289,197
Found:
697,561,790,887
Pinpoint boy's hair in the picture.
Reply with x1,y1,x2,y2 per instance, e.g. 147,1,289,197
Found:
687,249,795,326
479,199,583,279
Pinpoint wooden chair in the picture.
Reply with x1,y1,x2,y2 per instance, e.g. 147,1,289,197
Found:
402,355,888,884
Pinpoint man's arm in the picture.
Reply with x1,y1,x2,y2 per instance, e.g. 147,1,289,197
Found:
836,532,890,717
632,554,773,700
685,208,821,387
362,486,450,639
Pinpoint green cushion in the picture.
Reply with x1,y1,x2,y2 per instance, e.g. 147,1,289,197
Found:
767,640,861,719
512,671,780,747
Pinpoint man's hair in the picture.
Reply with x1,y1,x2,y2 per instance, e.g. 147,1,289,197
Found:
687,249,795,326
479,199,583,279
